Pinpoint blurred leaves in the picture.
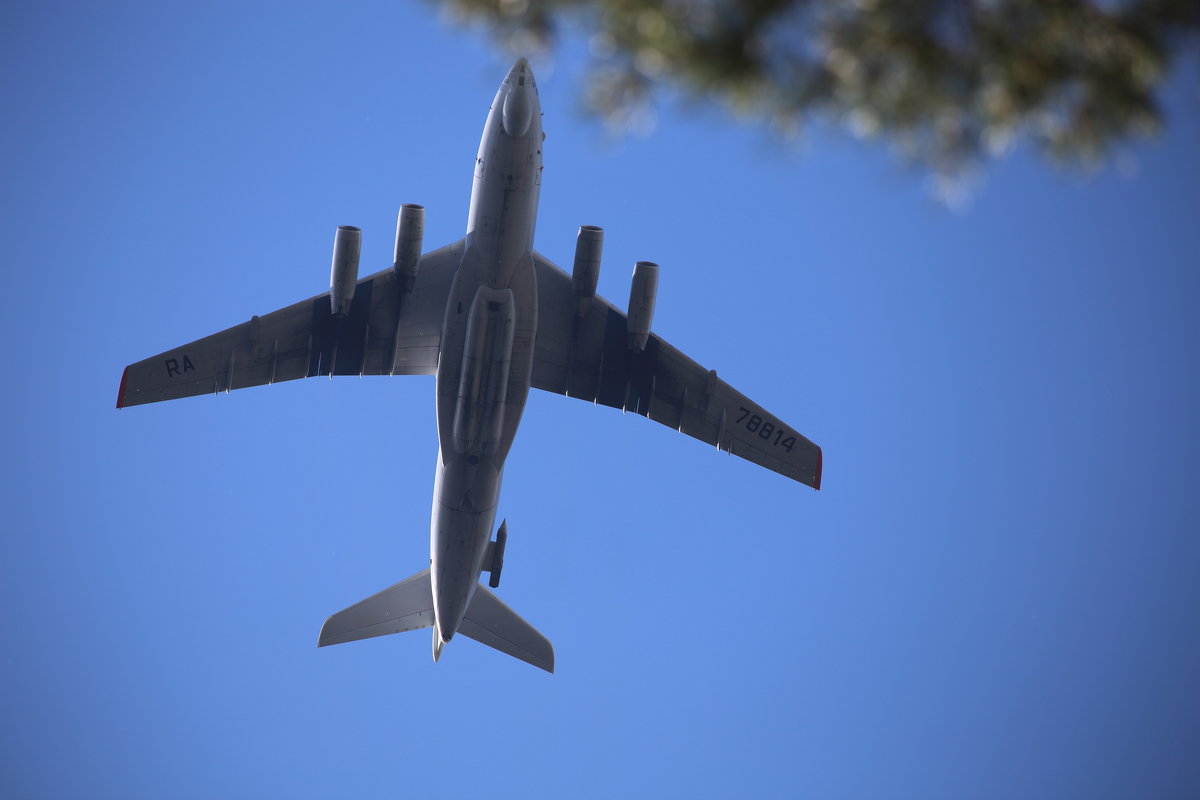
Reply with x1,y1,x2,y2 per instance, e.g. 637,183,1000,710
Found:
435,0,1199,176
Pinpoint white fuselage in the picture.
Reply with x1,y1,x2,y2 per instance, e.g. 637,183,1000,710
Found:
430,59,543,644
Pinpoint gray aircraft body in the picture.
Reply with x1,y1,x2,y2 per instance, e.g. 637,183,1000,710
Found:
118,60,822,673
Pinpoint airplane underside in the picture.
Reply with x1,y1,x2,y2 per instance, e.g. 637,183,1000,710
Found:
116,58,821,675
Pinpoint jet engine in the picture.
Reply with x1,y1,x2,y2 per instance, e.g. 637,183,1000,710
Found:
329,225,362,317
627,260,659,352
393,203,424,294
571,225,603,317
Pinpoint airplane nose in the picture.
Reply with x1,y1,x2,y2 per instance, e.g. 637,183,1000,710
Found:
504,57,535,86
502,63,535,137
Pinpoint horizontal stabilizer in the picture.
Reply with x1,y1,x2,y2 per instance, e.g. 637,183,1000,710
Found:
459,584,554,673
318,569,434,647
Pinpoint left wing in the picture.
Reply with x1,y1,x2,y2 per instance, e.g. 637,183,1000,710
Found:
530,251,822,489
117,241,462,408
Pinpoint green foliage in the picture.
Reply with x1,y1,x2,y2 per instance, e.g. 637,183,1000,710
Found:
436,0,1199,173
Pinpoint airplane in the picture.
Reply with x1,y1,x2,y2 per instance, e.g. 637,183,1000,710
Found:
116,58,822,673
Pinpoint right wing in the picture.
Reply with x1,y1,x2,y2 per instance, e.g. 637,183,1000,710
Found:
117,240,462,407
530,251,822,489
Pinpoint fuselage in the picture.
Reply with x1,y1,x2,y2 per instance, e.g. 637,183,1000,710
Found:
430,59,543,646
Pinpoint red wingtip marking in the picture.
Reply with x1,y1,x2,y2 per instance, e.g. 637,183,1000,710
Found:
116,366,129,409
813,446,823,491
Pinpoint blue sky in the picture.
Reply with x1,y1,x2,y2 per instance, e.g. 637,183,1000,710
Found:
3,2,1198,798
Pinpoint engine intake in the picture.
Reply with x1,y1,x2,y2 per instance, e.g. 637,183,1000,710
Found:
329,225,362,317
572,225,603,317
627,260,659,353
393,204,425,294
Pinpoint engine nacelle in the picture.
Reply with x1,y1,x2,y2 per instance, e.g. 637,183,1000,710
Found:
393,203,425,294
329,225,362,317
627,260,659,353
571,225,603,317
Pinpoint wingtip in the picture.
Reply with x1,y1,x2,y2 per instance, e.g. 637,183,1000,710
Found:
540,640,555,673
116,366,129,409
813,446,823,491
316,617,333,647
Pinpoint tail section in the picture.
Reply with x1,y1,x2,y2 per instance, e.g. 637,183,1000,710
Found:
459,584,554,673
318,569,434,647
318,568,553,673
